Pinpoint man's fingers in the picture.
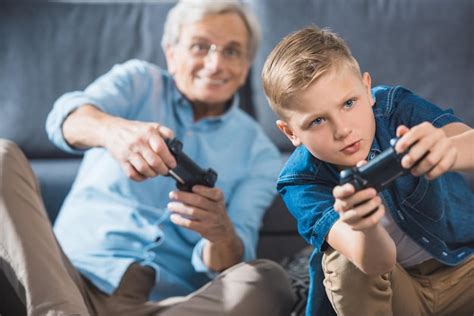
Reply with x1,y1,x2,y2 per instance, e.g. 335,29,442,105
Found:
128,154,157,178
170,213,204,232
148,134,176,169
123,162,146,182
192,186,224,202
158,125,175,140
169,189,221,212
141,147,169,176
167,201,208,221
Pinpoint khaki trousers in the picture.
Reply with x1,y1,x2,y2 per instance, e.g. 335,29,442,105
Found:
0,139,295,316
322,247,474,316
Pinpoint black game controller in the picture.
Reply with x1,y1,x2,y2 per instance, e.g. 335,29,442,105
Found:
164,138,218,192
339,138,409,192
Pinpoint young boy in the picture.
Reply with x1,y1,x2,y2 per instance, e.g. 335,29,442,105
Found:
262,26,474,315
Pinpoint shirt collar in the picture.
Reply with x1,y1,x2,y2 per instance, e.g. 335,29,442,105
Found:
170,79,240,129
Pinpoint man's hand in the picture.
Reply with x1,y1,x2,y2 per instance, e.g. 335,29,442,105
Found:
395,123,457,180
62,104,177,181
167,185,236,243
167,185,243,271
104,117,177,181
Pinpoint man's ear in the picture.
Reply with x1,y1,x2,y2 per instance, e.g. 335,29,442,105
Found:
362,72,375,106
164,45,176,75
276,120,301,147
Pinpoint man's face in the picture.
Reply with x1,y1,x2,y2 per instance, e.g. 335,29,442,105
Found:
165,12,250,114
277,64,376,170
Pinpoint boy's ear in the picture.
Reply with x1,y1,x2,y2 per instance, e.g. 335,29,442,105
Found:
276,120,301,147
362,72,375,106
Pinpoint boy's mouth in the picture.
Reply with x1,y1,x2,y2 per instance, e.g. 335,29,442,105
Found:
340,140,361,155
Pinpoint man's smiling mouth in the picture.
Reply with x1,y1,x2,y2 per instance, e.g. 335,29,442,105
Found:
197,76,228,86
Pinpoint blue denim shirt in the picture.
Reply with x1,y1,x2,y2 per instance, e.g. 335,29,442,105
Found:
278,86,473,315
46,59,281,300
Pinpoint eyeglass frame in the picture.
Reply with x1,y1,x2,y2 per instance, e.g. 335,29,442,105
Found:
181,41,249,67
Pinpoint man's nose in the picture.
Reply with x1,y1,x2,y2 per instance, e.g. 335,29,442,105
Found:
203,50,224,72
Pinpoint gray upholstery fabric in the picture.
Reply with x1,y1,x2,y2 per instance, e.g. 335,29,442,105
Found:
0,2,172,159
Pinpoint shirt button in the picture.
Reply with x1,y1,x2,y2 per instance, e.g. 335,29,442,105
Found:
369,152,376,160
186,130,193,137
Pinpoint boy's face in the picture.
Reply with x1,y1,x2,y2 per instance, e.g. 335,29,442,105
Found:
277,64,376,170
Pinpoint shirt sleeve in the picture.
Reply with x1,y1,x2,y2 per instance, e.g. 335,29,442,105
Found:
190,130,282,275
278,179,339,253
388,86,463,130
45,59,154,153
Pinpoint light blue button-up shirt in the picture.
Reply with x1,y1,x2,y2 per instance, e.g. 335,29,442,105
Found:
46,59,281,300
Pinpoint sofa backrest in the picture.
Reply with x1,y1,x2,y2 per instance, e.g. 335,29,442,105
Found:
0,1,256,159
0,2,166,158
2,0,472,157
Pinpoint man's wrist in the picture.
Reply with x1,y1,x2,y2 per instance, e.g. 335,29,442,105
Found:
212,230,242,251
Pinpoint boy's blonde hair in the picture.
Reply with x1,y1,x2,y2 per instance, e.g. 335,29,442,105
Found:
262,26,361,117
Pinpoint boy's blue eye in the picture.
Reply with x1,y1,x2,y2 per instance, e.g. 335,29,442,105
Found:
311,117,325,126
344,99,354,108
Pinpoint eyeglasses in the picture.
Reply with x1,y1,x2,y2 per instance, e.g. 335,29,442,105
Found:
185,42,247,66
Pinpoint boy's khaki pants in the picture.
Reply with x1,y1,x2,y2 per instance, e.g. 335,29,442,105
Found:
322,247,474,316
0,139,295,316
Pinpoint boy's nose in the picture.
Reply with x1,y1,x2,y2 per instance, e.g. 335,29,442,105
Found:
334,126,351,140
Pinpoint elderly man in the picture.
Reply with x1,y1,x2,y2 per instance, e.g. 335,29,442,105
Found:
0,0,294,315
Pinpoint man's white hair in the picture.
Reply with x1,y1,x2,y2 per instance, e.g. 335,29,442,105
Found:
161,0,261,62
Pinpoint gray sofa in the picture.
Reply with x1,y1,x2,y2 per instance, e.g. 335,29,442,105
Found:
1,1,472,315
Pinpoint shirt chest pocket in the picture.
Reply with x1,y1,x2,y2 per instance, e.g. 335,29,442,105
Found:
400,177,446,222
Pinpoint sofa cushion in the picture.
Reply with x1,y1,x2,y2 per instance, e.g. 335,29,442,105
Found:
281,246,313,316
30,159,81,221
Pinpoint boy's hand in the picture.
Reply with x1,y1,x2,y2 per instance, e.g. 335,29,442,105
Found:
333,181,385,231
395,123,457,180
